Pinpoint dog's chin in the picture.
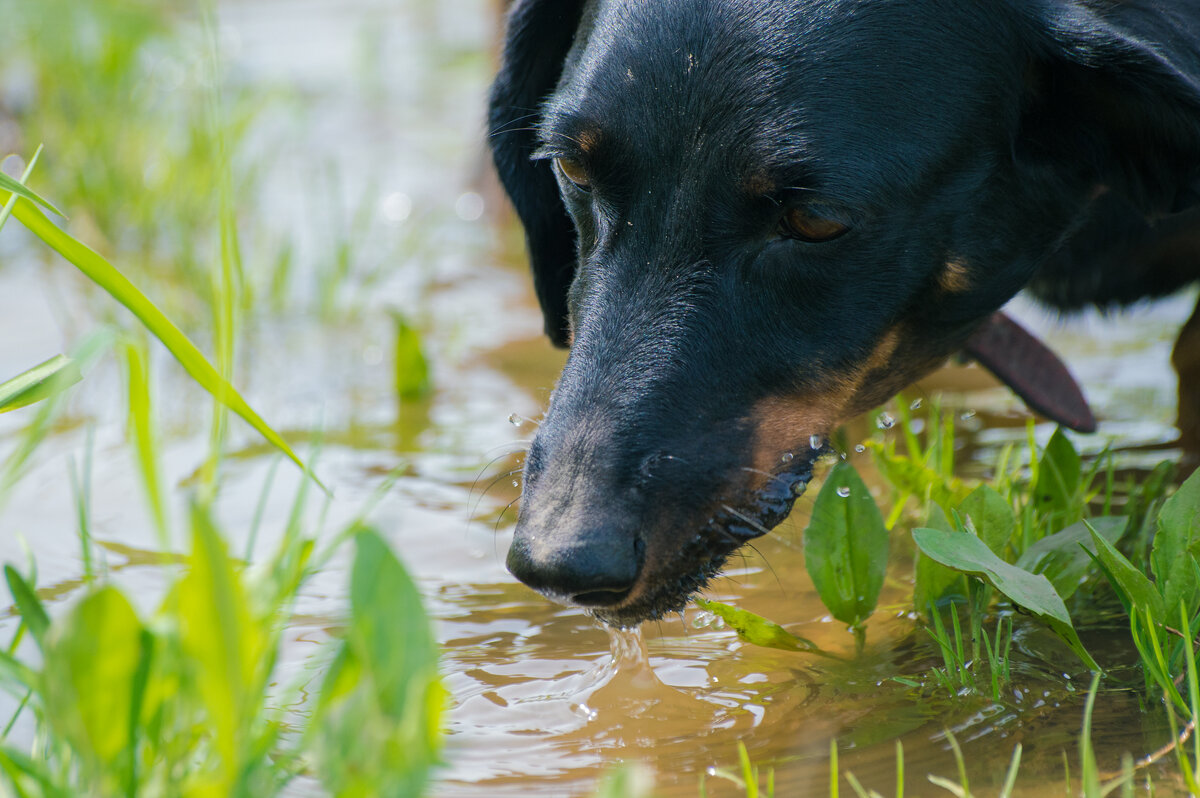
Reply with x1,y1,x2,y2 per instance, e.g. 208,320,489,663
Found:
587,454,820,628
588,551,731,628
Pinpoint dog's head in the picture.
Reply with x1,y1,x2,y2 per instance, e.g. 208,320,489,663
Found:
489,0,1200,626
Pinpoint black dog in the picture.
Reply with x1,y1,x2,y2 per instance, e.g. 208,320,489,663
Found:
488,0,1200,626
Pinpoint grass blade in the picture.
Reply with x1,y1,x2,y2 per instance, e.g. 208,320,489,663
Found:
998,744,1022,798
0,145,63,230
121,338,169,545
0,355,82,414
3,567,48,651
2,192,321,490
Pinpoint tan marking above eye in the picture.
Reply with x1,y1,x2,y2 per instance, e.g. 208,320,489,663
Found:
939,257,971,293
779,207,848,242
555,158,591,189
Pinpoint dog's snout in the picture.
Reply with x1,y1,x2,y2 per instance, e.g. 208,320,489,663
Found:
506,529,645,607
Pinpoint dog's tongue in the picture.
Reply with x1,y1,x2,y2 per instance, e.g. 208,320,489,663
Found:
963,312,1097,433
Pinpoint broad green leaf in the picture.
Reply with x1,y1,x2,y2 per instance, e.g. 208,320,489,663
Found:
914,503,967,612
347,529,439,717
912,527,1098,670
0,355,81,414
313,528,443,798
41,586,142,778
1088,524,1165,622
959,484,1015,557
177,506,266,788
1152,469,1200,619
1,192,319,489
392,313,431,401
803,462,889,628
695,599,832,656
1015,516,1127,600
4,567,48,650
1032,428,1081,523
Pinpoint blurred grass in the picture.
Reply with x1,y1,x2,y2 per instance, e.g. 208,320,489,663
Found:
0,0,444,794
0,0,268,319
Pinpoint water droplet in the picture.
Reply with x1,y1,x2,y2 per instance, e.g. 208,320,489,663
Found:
780,452,794,463
960,409,977,420
876,412,896,430
706,767,718,777
910,398,923,410
511,480,520,488
854,444,866,453
508,413,523,427
836,486,851,498
809,434,822,450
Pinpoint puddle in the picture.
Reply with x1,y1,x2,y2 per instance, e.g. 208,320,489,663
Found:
0,1,1195,796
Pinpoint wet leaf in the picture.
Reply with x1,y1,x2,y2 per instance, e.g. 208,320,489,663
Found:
959,484,1015,557
803,462,889,628
41,586,143,782
1152,468,1200,620
1015,516,1127,600
0,355,81,414
914,504,966,613
912,526,1098,670
1088,524,1165,622
1032,428,1081,523
695,599,832,656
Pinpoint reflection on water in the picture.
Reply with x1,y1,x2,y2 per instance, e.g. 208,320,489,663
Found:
0,1,1195,796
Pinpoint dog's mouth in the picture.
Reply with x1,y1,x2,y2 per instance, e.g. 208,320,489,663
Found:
586,450,822,628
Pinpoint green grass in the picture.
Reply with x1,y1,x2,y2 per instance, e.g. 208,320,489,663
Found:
0,143,439,798
0,3,443,792
704,396,1200,795
4,1,1200,795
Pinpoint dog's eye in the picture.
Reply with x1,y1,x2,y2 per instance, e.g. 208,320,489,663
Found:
778,208,848,243
555,158,591,190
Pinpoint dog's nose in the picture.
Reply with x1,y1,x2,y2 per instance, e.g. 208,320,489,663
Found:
506,531,644,607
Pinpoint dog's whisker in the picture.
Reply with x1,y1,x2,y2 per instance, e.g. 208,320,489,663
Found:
467,447,529,507
740,466,792,489
720,504,774,537
469,468,524,531
492,494,523,539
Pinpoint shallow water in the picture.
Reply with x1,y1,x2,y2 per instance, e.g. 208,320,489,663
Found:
1,1,1197,795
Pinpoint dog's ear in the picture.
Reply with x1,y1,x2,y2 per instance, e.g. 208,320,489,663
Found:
1018,2,1200,212
489,0,586,348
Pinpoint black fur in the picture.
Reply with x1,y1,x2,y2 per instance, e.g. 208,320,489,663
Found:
489,0,1200,625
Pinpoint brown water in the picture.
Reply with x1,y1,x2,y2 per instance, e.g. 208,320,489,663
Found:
1,1,1197,795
